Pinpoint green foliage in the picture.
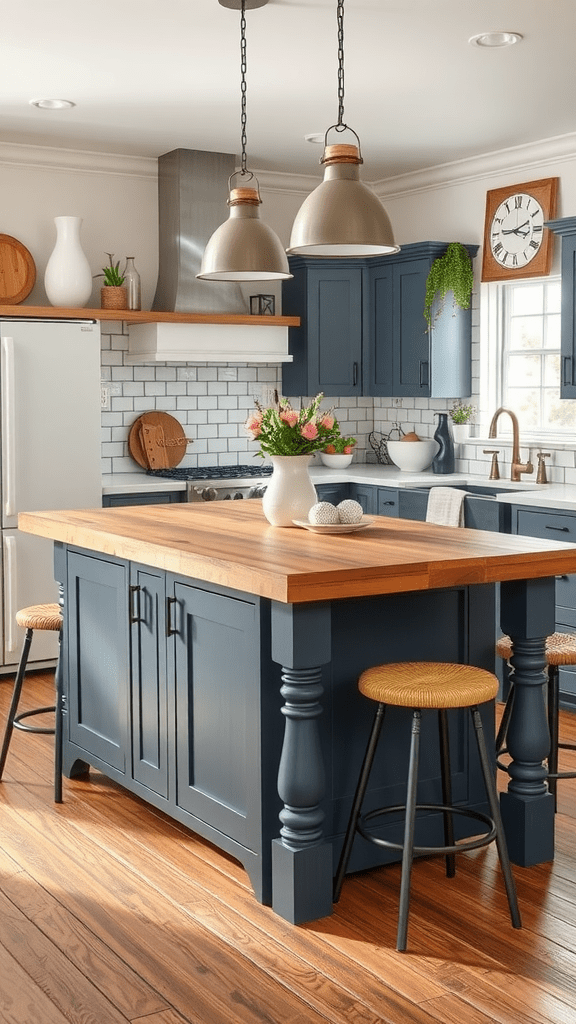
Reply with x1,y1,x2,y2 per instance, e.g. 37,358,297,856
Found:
101,252,125,287
449,401,476,424
424,242,473,329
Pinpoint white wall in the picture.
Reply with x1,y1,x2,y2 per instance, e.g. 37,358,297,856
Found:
0,146,158,308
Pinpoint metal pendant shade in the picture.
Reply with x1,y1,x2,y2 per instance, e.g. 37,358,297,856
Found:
288,1,398,259
288,144,398,257
199,0,291,282
198,184,291,281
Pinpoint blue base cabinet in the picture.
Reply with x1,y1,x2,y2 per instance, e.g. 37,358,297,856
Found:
55,541,497,919
282,243,477,399
103,490,185,507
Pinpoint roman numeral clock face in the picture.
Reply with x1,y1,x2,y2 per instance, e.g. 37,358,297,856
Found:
491,193,543,268
481,178,558,282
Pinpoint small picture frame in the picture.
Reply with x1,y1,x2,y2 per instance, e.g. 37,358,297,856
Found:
250,294,275,316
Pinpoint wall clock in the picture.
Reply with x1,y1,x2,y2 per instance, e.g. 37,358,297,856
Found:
481,177,558,282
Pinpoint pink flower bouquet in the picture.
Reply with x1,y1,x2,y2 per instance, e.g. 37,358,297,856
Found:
245,391,345,457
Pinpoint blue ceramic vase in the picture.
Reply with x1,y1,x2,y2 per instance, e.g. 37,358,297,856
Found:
432,412,455,474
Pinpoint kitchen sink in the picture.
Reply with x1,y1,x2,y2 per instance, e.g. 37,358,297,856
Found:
450,482,547,496
450,484,524,497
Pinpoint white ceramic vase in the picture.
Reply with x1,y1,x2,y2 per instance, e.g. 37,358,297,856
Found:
44,216,93,307
262,455,317,527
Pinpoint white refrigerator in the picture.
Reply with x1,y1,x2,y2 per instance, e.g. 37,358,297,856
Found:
0,318,102,668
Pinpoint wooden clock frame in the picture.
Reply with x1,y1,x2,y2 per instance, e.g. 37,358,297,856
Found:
481,177,559,282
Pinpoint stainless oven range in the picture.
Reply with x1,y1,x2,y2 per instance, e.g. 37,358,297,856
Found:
147,464,272,502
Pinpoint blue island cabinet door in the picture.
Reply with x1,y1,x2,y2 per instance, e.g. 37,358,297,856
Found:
172,581,262,850
130,564,168,798
66,550,129,774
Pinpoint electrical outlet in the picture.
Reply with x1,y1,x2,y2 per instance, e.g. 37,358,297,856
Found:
100,384,111,411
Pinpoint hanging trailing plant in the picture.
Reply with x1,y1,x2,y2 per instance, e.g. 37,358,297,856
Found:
423,242,474,329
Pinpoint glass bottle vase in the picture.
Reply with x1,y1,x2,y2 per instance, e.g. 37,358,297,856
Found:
123,256,141,310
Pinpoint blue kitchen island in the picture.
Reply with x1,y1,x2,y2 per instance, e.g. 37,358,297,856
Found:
19,501,576,923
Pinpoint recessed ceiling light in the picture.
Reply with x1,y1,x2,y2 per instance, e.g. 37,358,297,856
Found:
304,133,325,145
29,98,76,110
469,31,523,48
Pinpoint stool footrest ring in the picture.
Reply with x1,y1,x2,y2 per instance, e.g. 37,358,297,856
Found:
358,803,497,857
13,706,56,735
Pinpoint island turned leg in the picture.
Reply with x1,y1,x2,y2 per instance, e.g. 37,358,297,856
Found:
270,602,333,924
500,576,556,866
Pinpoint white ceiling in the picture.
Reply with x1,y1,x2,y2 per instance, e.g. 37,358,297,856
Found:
4,0,576,181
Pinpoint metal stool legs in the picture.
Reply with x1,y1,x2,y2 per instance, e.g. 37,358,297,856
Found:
333,703,387,903
471,707,521,932
334,702,521,951
0,626,56,781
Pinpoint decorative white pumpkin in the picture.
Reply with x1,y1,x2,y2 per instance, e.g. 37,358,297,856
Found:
337,499,364,524
308,502,340,525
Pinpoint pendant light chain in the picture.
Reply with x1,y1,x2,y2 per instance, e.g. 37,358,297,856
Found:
240,0,248,175
336,0,346,131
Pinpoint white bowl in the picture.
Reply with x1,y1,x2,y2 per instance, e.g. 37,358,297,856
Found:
387,439,437,472
320,453,354,468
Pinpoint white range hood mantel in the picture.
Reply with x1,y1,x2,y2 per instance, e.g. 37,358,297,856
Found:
126,320,294,364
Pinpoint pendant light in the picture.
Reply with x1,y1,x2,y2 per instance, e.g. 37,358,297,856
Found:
198,0,291,281
288,0,399,258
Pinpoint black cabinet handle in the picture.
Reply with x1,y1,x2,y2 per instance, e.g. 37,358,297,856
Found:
353,361,358,387
129,585,141,624
546,525,570,532
563,356,572,387
419,361,429,387
380,500,395,506
166,596,179,636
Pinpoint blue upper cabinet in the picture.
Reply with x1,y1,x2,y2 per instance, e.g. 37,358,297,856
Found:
282,243,478,399
546,218,576,399
281,260,364,397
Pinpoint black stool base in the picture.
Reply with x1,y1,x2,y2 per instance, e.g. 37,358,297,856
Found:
334,704,521,952
0,625,61,804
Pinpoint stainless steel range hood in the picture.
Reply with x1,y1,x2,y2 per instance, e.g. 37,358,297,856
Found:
152,149,247,314
126,149,293,364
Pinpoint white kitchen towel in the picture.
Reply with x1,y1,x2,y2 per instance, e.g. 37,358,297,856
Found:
426,486,468,527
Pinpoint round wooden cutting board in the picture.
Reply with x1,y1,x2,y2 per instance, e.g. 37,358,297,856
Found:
128,411,191,470
0,235,36,303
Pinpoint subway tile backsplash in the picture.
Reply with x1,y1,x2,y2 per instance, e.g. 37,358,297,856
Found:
101,323,374,474
101,320,576,484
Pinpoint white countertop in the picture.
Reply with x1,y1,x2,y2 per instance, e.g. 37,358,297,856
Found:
101,466,576,512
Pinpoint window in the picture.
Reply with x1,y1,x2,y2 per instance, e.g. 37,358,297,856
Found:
485,277,576,436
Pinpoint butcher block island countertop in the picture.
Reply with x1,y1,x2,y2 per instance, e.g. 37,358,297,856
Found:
18,500,576,604
18,500,576,924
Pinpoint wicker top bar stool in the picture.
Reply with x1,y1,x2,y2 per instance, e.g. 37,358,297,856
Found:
496,631,576,809
333,660,521,952
0,603,63,802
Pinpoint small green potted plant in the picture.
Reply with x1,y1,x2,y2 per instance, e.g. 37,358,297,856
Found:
449,400,476,443
423,242,474,330
98,253,127,310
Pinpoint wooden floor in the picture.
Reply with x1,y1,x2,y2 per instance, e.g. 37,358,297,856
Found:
1,672,576,1024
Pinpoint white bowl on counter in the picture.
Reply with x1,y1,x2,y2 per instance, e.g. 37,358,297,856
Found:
320,452,354,468
387,439,437,472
